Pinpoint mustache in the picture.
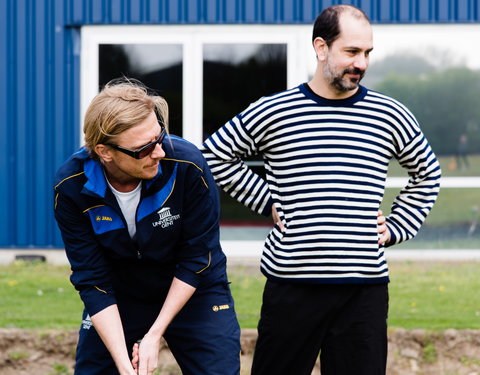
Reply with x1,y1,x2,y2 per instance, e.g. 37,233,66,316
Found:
344,68,365,76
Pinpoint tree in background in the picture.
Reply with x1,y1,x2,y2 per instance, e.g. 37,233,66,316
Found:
370,54,480,157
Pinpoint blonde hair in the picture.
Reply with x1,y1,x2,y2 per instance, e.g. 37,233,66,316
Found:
83,78,169,160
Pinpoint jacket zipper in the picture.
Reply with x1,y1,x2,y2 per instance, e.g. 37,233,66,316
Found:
134,184,143,260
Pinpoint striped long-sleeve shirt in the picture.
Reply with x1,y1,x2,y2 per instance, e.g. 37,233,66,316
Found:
202,83,441,284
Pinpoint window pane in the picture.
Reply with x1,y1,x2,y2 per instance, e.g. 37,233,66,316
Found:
203,43,287,138
203,43,287,228
362,26,480,178
381,188,480,249
99,44,183,137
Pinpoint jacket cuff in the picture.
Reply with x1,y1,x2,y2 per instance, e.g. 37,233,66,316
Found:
79,286,117,316
174,266,202,289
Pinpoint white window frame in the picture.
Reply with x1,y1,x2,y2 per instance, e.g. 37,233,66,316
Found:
80,24,479,255
81,25,313,147
80,24,480,192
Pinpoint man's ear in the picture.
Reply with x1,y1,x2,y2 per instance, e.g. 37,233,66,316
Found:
94,144,114,163
313,37,328,62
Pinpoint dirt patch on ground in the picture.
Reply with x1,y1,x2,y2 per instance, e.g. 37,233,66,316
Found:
1,328,480,374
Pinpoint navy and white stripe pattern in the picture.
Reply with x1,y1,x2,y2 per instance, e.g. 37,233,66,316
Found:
202,84,441,284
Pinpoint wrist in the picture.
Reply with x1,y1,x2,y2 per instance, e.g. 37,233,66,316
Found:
117,361,136,375
146,326,165,343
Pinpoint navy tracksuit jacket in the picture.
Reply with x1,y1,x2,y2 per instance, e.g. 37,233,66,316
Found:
54,135,240,375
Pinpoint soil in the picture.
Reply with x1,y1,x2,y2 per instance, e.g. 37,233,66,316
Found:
1,328,480,375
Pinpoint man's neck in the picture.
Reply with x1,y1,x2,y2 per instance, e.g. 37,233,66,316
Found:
103,167,141,193
308,76,359,100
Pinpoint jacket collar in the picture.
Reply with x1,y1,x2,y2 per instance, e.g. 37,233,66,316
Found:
81,154,163,199
83,158,108,198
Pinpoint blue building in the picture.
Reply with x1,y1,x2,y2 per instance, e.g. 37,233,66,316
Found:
1,0,479,248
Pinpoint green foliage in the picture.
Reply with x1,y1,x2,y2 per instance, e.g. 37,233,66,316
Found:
8,351,29,360
49,363,72,375
422,340,438,363
369,53,435,81
460,356,480,366
373,66,480,156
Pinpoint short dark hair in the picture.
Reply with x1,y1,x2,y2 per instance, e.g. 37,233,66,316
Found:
312,4,370,46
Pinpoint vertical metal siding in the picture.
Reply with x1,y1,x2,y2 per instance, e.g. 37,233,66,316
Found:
61,0,480,24
0,0,10,246
1,0,479,248
1,0,79,247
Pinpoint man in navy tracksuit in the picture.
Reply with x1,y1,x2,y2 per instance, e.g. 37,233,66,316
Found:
54,79,240,375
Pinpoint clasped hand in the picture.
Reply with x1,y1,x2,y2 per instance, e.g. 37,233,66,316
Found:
131,334,161,375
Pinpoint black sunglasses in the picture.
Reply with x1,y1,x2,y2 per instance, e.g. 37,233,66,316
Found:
106,127,166,159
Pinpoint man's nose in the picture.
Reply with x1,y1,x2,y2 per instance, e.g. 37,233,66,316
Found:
354,54,368,70
151,143,165,159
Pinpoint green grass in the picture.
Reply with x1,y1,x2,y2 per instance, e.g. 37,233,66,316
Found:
0,261,82,329
229,261,480,331
2,260,480,331
388,261,480,330
228,266,265,328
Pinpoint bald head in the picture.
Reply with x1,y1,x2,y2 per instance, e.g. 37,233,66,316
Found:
312,5,370,46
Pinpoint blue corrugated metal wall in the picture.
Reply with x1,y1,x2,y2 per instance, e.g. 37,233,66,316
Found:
1,0,478,248
1,0,80,247
63,0,480,24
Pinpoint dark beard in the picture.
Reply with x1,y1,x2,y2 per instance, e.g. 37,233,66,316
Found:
332,68,365,92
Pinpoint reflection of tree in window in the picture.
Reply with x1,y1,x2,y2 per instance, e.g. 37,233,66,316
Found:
364,52,434,88
99,45,132,88
203,44,287,225
372,49,480,250
98,44,183,137
369,51,480,177
203,44,287,139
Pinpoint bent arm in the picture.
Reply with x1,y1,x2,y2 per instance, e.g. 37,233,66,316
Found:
386,133,441,246
149,277,196,336
133,278,196,375
54,191,117,315
202,115,273,216
55,179,131,373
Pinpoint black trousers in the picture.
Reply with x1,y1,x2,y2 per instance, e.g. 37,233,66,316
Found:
251,281,389,375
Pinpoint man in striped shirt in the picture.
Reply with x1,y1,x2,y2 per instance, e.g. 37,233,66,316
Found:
202,4,441,375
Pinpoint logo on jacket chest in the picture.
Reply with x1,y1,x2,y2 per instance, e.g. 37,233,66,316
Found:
152,207,180,229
